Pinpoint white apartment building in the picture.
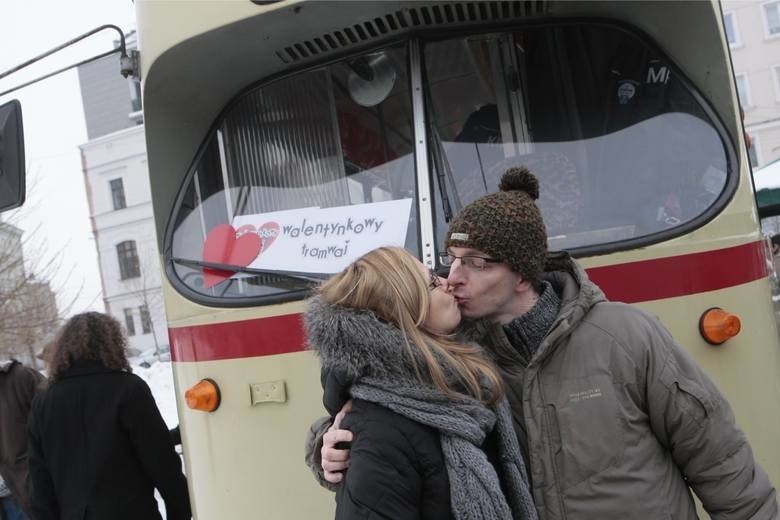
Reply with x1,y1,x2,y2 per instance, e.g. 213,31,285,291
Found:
723,0,780,168
79,127,167,355
78,33,167,356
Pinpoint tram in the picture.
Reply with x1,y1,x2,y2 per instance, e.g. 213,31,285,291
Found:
132,0,779,516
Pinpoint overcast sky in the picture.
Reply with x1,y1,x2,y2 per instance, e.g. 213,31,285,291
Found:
0,1,137,315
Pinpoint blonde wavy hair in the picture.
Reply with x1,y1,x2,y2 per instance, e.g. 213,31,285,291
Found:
318,246,503,404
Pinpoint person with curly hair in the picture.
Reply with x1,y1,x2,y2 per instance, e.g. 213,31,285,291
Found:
26,312,191,520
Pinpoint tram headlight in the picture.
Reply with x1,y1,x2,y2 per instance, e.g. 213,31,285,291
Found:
185,378,221,412
699,307,742,345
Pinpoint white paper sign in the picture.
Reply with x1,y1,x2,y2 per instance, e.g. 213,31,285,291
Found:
231,198,412,274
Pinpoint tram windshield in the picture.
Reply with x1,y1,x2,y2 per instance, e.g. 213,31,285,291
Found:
169,24,730,302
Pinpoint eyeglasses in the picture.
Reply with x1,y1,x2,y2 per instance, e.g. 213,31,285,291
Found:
428,269,443,291
438,251,501,271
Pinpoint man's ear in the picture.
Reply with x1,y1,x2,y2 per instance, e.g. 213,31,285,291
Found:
514,274,532,294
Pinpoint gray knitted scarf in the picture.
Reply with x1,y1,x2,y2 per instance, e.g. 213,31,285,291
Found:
502,281,560,365
304,296,537,520
350,378,537,520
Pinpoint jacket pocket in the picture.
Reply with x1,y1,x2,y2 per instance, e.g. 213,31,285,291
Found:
543,374,626,489
659,361,714,427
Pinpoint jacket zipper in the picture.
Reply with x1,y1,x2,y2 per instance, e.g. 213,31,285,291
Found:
535,368,568,520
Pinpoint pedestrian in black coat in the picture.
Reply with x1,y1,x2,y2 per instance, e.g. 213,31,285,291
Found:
26,312,191,520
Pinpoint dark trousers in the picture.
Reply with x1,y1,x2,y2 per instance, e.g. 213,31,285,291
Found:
0,496,28,520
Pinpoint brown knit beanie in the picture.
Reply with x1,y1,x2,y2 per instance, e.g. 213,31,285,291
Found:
445,166,547,285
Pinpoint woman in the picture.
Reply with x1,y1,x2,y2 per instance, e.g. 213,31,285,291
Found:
26,312,191,520
305,247,536,520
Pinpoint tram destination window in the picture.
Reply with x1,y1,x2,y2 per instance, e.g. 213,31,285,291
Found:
169,45,418,301
423,26,729,253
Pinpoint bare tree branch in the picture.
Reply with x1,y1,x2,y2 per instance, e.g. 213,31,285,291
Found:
0,170,75,365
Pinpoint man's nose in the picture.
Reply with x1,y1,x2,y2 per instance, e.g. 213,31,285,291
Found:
447,259,465,286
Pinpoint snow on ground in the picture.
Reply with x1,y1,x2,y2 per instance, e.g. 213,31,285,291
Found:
754,159,780,191
132,360,180,429
132,360,181,520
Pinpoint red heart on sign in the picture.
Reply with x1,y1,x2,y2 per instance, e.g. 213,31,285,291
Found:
257,221,280,252
202,224,261,288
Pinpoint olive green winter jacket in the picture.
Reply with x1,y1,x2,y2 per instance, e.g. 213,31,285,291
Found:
463,252,777,520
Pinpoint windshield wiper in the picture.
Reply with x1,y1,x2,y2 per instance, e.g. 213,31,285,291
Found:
429,126,461,222
423,85,461,222
170,257,328,283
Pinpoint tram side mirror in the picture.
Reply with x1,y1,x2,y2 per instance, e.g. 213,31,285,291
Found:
0,99,26,212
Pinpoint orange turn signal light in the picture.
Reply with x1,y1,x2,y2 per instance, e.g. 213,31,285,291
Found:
185,378,221,412
699,307,741,345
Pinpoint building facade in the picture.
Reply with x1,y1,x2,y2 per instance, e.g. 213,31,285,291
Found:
77,32,143,140
0,218,59,366
723,0,780,168
78,33,167,356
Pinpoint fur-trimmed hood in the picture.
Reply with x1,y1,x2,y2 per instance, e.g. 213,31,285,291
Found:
304,295,424,381
304,295,449,415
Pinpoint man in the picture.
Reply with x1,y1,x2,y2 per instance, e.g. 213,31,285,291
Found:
0,359,46,520
310,167,778,519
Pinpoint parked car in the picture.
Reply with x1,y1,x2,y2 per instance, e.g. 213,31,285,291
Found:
134,345,171,368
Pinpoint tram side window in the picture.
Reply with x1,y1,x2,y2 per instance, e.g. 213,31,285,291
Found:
170,45,418,301
424,25,729,253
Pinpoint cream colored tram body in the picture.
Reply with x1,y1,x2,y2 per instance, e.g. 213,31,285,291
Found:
136,1,780,517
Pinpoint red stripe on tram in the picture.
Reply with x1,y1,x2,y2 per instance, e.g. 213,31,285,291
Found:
169,313,306,362
586,240,769,304
169,241,770,362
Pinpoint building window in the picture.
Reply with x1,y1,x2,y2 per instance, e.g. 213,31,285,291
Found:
773,65,780,102
139,304,152,334
129,79,142,113
124,308,136,336
724,12,740,46
765,1,780,36
749,133,761,168
748,141,759,168
735,73,751,108
117,240,140,280
110,178,126,210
